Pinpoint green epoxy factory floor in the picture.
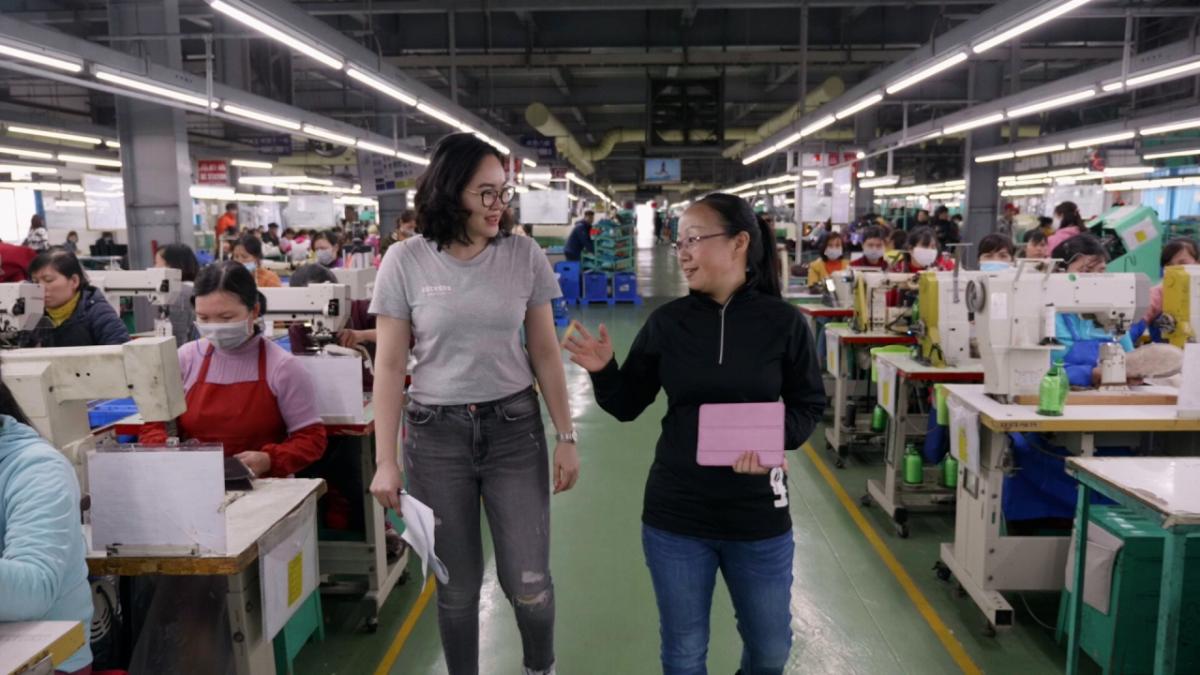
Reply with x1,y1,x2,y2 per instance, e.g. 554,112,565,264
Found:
296,245,1090,675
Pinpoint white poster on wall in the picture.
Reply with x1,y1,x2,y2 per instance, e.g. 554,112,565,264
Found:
43,195,88,231
832,167,853,225
83,174,127,231
519,190,570,224
801,187,832,223
283,195,338,229
1045,184,1104,220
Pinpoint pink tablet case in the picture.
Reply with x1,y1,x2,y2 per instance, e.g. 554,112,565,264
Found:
697,402,786,468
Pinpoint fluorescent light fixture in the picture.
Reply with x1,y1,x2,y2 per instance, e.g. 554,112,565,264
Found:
834,94,883,121
105,139,119,148
238,175,308,186
885,52,968,95
95,68,218,109
345,67,418,106
1067,130,1136,149
222,103,301,131
1102,166,1154,177
233,192,289,202
1006,88,1096,119
523,158,538,168
743,131,801,165
566,194,579,202
1102,176,1200,192
1125,58,1200,88
394,149,430,166
300,177,334,186
1000,186,1049,197
800,115,837,137
972,0,1095,54
302,124,356,147
855,151,866,160
7,126,102,145
908,130,945,144
859,175,900,188
58,153,121,168
189,185,237,199
231,158,273,169
1139,117,1200,136
0,145,54,160
1015,143,1066,158
0,42,83,73
52,200,85,207
976,150,1015,163
514,186,529,194
416,103,464,130
0,181,83,192
1102,81,1125,93
333,196,380,207
357,139,396,157
0,163,57,174
209,0,343,70
1143,146,1200,160
742,146,775,165
944,113,1006,135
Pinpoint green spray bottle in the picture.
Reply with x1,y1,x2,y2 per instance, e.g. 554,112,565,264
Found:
942,454,959,488
903,443,923,485
1036,360,1066,417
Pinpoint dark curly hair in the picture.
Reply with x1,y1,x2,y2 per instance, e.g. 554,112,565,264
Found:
415,133,513,250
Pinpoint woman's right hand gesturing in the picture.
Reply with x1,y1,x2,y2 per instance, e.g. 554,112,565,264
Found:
371,461,405,513
561,321,614,373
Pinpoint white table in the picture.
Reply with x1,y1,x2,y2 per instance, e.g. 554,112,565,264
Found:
822,326,916,468
864,353,984,537
87,478,325,675
1064,457,1200,675
0,622,84,675
936,385,1200,633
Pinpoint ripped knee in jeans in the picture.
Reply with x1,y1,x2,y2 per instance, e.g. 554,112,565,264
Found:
511,571,553,608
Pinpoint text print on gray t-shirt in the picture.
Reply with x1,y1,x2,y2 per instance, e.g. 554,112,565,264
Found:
369,234,562,405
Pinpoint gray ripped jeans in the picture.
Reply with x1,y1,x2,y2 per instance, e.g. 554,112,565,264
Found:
404,387,555,675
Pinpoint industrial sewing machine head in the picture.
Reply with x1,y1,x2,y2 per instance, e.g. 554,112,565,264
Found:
1157,265,1200,347
822,269,855,308
852,271,919,334
259,284,351,351
89,268,183,337
913,270,994,367
0,283,45,347
966,261,1149,400
0,336,187,472
332,267,378,302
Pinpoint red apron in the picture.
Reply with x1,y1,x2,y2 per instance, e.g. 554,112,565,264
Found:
178,340,288,457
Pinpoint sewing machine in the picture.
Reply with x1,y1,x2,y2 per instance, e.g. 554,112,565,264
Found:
89,268,183,337
332,267,377,302
0,336,186,468
852,271,918,334
822,269,855,308
1084,204,1162,279
260,284,351,348
966,263,1149,400
0,283,45,344
914,270,1002,367
1157,264,1200,347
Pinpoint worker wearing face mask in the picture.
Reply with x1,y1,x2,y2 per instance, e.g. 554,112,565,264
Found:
139,262,326,478
850,226,889,271
806,232,848,286
232,233,281,288
311,231,343,268
976,233,1016,272
888,226,956,273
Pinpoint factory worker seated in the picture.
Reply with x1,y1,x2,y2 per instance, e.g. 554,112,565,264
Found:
1132,237,1198,344
139,261,326,478
22,249,131,348
287,264,376,372
976,234,1015,271
0,382,93,675
1049,234,1135,388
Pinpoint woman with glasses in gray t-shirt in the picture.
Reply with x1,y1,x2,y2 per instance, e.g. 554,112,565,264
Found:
369,133,578,675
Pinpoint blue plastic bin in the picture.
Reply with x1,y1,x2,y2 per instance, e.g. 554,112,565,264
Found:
583,273,610,304
612,272,641,304
554,261,582,304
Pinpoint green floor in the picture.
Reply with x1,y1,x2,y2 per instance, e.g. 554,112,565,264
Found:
296,246,1086,675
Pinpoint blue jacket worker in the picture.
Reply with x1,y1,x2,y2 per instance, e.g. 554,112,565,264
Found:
563,211,595,262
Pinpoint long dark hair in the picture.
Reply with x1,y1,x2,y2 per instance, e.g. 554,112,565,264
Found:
157,243,200,282
694,193,781,297
0,378,32,427
193,261,267,316
28,248,90,293
416,133,514,250
1054,201,1085,230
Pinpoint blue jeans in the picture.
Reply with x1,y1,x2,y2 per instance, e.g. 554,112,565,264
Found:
642,524,794,675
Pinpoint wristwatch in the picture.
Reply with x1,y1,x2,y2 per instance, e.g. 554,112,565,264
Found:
556,431,579,444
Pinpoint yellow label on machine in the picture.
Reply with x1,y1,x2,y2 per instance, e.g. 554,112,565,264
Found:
957,428,969,464
287,553,304,605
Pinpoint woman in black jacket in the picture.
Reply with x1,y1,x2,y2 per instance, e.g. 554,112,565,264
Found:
24,249,130,348
564,193,824,675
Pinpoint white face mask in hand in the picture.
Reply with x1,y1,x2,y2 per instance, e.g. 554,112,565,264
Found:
911,247,939,268
198,320,252,351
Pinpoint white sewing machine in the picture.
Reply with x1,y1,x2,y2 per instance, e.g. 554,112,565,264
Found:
852,271,918,334
0,336,186,468
0,283,45,342
1158,264,1200,347
89,268,183,337
822,269,855,308
914,270,988,367
260,284,351,347
966,262,1149,399
333,267,377,302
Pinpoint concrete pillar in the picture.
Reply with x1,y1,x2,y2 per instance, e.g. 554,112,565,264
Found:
854,109,878,218
963,61,1004,270
107,0,193,270
378,192,409,239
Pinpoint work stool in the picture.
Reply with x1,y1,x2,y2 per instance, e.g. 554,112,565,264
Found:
274,591,325,675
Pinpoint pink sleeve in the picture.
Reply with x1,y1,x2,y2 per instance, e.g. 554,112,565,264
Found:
1144,284,1164,324
267,354,324,433
1046,227,1080,254
177,341,205,391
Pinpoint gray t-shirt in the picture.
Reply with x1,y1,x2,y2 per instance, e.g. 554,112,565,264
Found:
369,234,561,405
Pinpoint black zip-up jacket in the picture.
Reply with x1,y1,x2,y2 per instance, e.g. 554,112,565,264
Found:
590,286,826,540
